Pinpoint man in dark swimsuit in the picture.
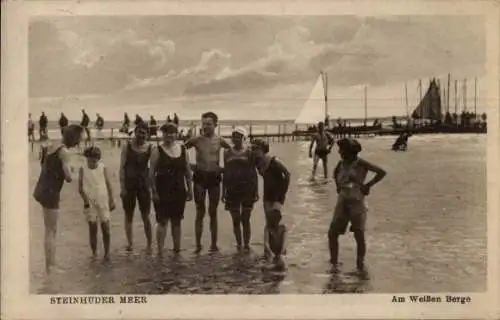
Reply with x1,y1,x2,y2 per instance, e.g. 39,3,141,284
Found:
59,113,68,136
119,122,153,253
309,122,334,181
185,112,231,253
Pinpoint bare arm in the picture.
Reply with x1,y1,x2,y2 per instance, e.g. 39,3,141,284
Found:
184,145,193,194
222,150,229,197
103,166,114,203
148,146,160,196
219,137,231,149
59,147,73,183
78,167,89,205
184,136,198,149
119,143,128,192
359,158,387,188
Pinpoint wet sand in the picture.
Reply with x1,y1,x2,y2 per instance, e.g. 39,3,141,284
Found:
29,134,487,294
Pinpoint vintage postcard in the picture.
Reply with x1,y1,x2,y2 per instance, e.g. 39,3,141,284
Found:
1,0,499,319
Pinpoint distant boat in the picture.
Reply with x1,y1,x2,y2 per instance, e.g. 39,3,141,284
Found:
411,78,442,121
294,72,327,125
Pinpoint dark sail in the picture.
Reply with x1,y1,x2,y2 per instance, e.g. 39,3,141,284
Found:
411,78,442,120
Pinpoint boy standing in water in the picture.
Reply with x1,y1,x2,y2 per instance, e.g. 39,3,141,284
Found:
119,122,153,253
309,122,335,181
222,127,259,252
33,124,83,274
78,146,115,261
185,112,231,253
329,138,386,276
251,139,290,269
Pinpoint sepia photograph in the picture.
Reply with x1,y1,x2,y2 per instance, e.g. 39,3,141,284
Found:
28,14,488,295
2,0,499,319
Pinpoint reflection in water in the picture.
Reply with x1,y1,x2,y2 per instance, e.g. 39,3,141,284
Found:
323,271,371,294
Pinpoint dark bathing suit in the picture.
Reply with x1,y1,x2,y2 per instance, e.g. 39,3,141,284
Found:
262,157,288,205
224,148,258,211
122,142,152,214
33,146,65,209
314,132,331,159
193,170,221,189
154,145,187,223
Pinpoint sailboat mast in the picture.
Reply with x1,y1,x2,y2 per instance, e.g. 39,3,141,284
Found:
463,78,467,112
454,79,458,114
474,77,477,115
447,73,451,113
404,82,409,117
364,85,368,124
323,72,328,119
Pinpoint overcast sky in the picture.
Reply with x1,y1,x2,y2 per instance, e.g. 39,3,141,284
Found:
29,15,486,119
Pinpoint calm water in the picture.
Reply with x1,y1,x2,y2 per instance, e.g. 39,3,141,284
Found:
29,134,487,294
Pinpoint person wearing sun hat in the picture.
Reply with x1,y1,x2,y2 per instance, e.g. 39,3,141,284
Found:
329,138,386,277
222,126,259,252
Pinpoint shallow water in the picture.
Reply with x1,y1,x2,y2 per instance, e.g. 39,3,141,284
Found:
29,134,487,294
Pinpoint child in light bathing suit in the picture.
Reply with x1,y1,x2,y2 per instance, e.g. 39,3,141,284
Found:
78,146,115,260
329,138,386,275
251,139,290,270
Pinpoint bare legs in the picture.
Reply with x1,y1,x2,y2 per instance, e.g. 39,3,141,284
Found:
194,184,220,253
43,208,58,274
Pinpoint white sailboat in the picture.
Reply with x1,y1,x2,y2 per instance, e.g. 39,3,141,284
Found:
294,72,328,125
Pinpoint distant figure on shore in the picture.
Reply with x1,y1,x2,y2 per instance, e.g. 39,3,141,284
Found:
59,113,68,136
134,114,144,126
392,131,411,152
95,113,104,132
173,113,179,126
184,112,231,253
149,116,157,138
28,113,35,142
330,138,386,277
80,109,91,141
167,115,172,123
120,113,131,134
39,112,48,141
308,122,334,181
33,124,83,274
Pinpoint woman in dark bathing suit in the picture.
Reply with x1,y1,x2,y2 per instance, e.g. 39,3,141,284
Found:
150,123,193,256
33,124,83,274
222,127,258,252
119,122,153,253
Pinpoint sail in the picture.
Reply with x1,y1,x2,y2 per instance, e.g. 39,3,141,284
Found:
411,78,442,120
294,74,326,124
